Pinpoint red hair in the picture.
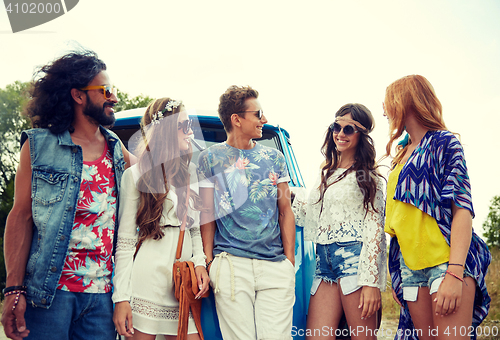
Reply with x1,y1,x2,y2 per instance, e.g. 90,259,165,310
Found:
384,75,447,165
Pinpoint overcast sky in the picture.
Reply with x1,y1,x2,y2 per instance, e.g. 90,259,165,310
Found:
1,0,499,236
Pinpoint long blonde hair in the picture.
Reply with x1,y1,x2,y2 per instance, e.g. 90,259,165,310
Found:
384,75,447,165
134,98,201,243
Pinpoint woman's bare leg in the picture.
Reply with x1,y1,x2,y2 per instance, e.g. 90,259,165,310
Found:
341,288,378,340
433,276,475,340
306,281,344,339
406,287,435,340
163,333,201,340
130,329,156,340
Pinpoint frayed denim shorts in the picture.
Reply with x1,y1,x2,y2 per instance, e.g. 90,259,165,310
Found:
399,256,472,302
312,241,362,296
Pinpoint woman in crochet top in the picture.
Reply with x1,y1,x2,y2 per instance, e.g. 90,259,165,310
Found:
293,103,386,340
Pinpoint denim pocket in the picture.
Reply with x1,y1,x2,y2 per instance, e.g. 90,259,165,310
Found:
335,240,361,247
32,170,69,205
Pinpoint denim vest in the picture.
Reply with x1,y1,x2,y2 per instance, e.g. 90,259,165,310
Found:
21,127,126,308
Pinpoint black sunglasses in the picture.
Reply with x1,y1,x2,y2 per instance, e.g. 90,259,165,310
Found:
330,122,358,136
235,109,263,119
178,119,193,134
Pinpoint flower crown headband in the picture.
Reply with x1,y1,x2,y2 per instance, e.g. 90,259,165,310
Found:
151,100,182,125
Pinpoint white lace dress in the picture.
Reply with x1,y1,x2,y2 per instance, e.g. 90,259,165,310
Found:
292,168,387,290
112,163,206,335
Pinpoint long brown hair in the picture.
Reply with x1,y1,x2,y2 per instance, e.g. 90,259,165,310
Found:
384,75,447,165
134,98,202,243
317,103,383,214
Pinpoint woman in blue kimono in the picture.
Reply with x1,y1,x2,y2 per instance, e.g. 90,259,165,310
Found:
383,75,491,340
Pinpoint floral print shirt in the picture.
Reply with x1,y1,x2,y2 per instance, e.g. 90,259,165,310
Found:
57,144,116,293
197,142,290,261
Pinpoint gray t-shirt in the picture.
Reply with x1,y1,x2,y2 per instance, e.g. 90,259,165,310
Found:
197,142,290,261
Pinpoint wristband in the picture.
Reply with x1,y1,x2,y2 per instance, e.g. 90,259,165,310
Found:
445,269,467,285
10,291,26,312
206,259,214,270
4,290,26,297
448,263,464,267
2,285,27,295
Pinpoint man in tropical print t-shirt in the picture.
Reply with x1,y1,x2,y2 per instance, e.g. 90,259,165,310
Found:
198,85,295,340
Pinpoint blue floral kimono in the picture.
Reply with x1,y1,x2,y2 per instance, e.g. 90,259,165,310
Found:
388,130,491,340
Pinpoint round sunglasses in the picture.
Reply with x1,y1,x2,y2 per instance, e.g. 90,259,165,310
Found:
330,122,358,136
178,119,193,134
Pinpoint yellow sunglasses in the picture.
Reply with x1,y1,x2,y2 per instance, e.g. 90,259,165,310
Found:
79,85,117,100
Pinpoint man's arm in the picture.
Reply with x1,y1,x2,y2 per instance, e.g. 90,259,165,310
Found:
199,187,216,269
120,142,135,169
1,142,34,339
277,182,295,265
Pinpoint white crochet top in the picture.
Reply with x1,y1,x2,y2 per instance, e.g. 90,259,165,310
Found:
292,168,387,290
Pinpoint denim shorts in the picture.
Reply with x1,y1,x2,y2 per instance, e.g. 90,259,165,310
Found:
312,241,362,296
399,257,472,302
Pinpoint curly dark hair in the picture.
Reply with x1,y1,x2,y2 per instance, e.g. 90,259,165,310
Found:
318,103,384,214
218,85,259,133
25,50,107,134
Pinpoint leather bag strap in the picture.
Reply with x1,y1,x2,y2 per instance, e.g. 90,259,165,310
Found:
175,175,190,260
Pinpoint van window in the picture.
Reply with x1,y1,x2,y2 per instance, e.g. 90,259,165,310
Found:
111,123,282,165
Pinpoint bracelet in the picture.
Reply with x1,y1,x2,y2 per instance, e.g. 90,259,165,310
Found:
448,263,464,267
8,291,26,312
4,290,26,297
446,270,464,282
2,285,27,295
206,259,214,270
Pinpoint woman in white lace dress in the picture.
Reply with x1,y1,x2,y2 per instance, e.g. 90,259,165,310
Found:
293,103,386,340
112,98,210,339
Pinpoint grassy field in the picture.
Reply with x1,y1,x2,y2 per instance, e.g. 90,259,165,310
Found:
485,247,500,321
382,246,500,339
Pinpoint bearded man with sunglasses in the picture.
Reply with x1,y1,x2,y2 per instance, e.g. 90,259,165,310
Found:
1,50,131,340
198,85,296,340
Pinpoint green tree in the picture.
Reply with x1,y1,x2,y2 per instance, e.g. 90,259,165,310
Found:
0,81,30,293
483,195,500,249
0,81,31,196
114,89,154,112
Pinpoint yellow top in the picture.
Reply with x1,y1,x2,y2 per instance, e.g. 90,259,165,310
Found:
385,164,450,270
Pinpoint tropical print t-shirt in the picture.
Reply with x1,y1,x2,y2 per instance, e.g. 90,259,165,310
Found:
197,142,290,261
57,143,116,293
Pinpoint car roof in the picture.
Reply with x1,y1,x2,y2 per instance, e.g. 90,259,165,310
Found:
113,108,290,138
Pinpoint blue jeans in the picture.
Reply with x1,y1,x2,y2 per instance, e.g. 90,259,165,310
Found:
25,290,115,340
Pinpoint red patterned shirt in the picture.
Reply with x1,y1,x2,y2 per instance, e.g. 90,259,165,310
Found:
57,143,116,293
